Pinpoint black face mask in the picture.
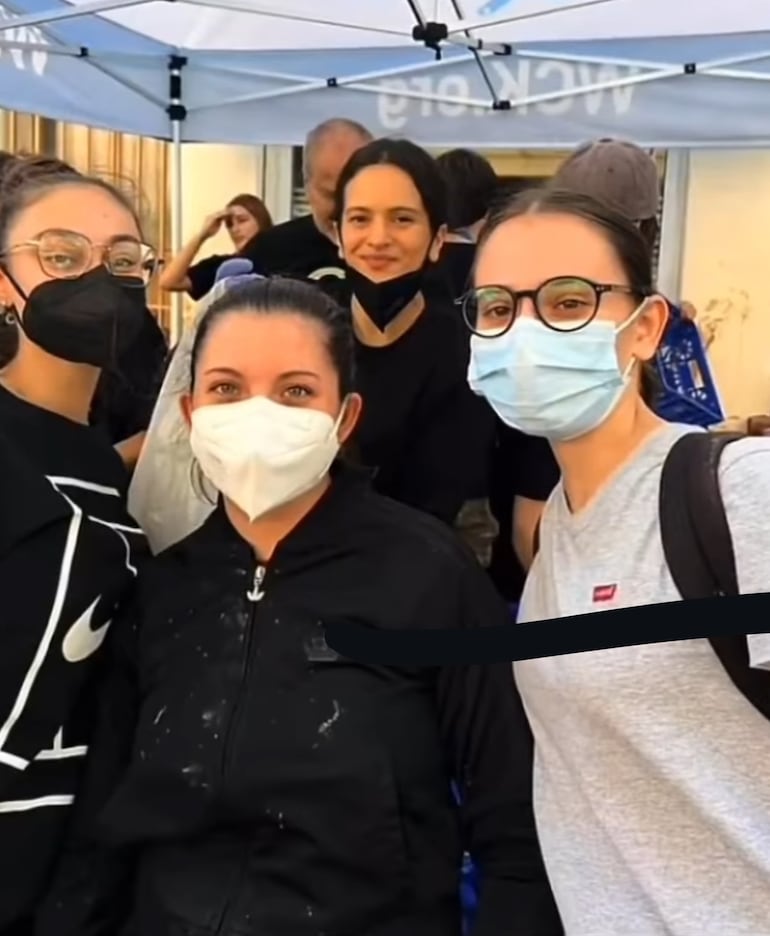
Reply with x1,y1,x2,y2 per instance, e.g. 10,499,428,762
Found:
9,266,147,367
346,265,426,332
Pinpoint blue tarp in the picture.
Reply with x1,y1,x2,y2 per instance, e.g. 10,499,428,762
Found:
1,1,769,148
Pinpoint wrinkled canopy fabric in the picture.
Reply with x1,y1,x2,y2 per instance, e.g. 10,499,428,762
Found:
1,0,770,147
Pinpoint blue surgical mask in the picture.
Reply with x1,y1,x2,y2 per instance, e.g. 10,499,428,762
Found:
467,308,643,442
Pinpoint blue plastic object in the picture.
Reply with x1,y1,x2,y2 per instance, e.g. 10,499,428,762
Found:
214,257,254,281
451,780,480,933
654,303,725,428
460,852,480,934
456,604,519,932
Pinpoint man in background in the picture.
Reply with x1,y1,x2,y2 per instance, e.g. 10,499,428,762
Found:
432,148,499,302
243,117,373,295
429,149,561,601
551,137,662,251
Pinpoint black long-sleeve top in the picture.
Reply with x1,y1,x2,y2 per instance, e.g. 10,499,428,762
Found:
0,386,146,930
353,301,496,525
38,465,561,936
187,215,345,301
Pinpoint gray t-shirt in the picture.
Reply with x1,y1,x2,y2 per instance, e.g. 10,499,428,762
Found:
516,423,770,936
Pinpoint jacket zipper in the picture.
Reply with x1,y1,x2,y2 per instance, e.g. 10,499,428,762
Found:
221,563,265,776
214,562,266,935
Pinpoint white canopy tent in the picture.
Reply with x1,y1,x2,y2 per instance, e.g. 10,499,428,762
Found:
1,0,767,332
2,0,769,148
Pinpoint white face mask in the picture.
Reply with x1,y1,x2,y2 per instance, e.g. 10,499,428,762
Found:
189,395,345,522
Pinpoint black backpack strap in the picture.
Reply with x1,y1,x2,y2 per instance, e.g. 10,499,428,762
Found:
659,431,770,721
659,431,742,600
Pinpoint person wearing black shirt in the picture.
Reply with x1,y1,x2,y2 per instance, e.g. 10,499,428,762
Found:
39,277,560,936
0,157,148,930
0,153,169,469
159,193,273,301
427,148,500,306
429,148,556,594
161,119,373,304
332,139,496,556
1,298,169,456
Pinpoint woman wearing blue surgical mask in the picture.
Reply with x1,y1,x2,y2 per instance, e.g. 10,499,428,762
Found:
39,277,561,936
466,187,770,936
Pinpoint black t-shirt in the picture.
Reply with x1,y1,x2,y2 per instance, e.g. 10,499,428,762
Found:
351,302,495,525
0,385,129,495
38,465,560,936
0,386,146,927
187,215,347,302
420,239,559,601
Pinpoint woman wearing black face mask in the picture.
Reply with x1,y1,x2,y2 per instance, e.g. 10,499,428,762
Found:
0,157,150,932
334,139,497,556
0,154,168,468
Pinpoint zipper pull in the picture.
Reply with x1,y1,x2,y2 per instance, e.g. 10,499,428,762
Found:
247,565,266,603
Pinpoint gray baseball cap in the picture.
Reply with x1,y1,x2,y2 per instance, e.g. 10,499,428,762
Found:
551,138,661,221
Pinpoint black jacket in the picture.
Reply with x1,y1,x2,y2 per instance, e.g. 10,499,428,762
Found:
0,388,146,931
40,467,561,936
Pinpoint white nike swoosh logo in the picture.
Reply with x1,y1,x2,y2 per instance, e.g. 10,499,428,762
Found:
61,597,112,664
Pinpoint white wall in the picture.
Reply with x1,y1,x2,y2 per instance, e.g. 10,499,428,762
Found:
174,143,293,329
179,143,265,255
178,143,295,253
680,150,770,419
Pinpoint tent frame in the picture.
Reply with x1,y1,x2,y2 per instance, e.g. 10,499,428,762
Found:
3,0,760,334
8,0,770,119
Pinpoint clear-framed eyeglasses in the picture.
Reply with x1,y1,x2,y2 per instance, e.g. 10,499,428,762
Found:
2,229,158,286
460,276,643,337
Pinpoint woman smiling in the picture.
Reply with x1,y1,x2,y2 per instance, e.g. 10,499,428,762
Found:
334,139,497,558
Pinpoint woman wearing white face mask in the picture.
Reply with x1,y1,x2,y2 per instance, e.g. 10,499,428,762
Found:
39,277,561,936
467,187,770,936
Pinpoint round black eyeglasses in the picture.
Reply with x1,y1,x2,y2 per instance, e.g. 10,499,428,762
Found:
460,276,644,337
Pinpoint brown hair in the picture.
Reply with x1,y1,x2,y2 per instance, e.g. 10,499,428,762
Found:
226,194,273,237
0,154,144,251
0,151,17,187
0,155,147,370
0,156,81,367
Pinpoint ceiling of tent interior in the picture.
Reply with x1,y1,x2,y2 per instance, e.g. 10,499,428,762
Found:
1,0,769,146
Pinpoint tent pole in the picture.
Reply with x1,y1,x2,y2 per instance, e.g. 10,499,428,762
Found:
167,55,188,346
170,122,184,345
657,149,691,301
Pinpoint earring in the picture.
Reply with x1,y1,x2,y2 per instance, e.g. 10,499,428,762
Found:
2,307,15,326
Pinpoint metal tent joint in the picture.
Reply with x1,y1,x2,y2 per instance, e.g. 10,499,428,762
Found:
492,99,511,110
411,21,448,60
166,54,188,122
684,62,697,74
326,77,338,87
